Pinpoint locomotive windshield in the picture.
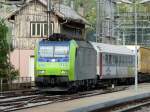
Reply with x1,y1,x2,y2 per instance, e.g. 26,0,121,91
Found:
39,45,69,58
54,46,69,57
39,46,53,58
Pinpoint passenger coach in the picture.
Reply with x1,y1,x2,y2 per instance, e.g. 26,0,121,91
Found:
91,43,135,84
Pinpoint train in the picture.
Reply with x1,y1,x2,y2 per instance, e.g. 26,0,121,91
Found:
34,34,136,91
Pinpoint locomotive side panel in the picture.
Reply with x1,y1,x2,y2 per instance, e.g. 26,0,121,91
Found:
75,41,97,80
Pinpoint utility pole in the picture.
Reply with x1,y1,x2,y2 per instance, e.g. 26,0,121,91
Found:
123,32,125,45
96,0,104,42
47,0,52,37
134,0,138,92
96,0,100,42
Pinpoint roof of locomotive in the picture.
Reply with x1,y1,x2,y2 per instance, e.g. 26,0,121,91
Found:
91,42,135,55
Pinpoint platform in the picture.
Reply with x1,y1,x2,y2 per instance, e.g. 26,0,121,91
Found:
14,83,150,112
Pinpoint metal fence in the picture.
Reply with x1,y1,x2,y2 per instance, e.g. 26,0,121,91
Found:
0,77,34,92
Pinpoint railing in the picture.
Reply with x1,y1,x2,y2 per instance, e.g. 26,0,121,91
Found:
0,77,34,92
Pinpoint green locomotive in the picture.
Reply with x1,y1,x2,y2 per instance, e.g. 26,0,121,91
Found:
34,35,97,90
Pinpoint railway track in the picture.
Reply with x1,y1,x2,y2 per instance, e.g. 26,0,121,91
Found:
116,101,150,112
0,86,128,112
0,88,39,99
93,95,150,112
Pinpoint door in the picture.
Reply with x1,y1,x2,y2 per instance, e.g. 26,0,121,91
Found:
29,56,35,81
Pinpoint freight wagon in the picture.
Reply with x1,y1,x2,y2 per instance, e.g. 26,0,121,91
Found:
126,46,150,82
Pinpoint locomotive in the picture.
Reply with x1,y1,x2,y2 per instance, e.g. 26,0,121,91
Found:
34,34,135,91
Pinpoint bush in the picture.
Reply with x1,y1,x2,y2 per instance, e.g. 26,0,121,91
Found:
0,19,19,80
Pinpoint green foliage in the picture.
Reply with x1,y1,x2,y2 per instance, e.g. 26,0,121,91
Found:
0,19,18,80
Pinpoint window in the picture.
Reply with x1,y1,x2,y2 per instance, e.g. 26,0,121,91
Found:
105,54,109,65
54,46,69,58
114,55,117,65
43,23,48,36
119,56,122,65
38,45,69,58
37,23,41,36
39,46,53,58
32,23,36,36
109,55,112,65
31,22,53,37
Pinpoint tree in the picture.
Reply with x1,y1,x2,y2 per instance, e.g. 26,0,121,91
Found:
0,19,18,80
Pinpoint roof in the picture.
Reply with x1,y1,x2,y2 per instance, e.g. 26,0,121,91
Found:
54,4,88,24
7,0,88,24
91,42,135,55
140,0,150,4
125,45,150,53
125,46,140,52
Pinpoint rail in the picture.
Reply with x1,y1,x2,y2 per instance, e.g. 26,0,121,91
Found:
0,86,128,112
0,77,34,92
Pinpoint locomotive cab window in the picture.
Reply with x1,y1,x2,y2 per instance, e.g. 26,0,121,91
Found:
39,46,53,58
54,46,69,57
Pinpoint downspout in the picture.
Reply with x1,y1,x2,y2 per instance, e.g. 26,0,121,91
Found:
60,19,68,33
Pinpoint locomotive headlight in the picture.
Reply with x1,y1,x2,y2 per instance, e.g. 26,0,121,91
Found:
60,63,68,67
37,70,45,74
61,70,68,75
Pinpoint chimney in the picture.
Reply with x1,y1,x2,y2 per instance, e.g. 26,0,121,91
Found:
78,3,84,16
51,0,62,5
70,0,74,9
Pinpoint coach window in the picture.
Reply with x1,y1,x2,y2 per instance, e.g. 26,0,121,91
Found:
119,56,121,65
130,56,132,65
129,56,131,65
123,56,124,65
122,56,125,65
125,56,127,65
131,56,134,65
127,56,129,65
112,55,115,65
103,54,105,64
115,55,118,65
113,55,115,65
123,56,126,65
127,55,130,65
122,56,124,65
126,56,128,65
121,56,123,65
130,56,132,64
133,56,135,65
109,55,112,65
105,54,108,65
120,56,122,65
118,56,120,65
124,56,126,65
117,56,119,65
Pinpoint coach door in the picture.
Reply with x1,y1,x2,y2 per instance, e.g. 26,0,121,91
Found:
99,52,103,79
